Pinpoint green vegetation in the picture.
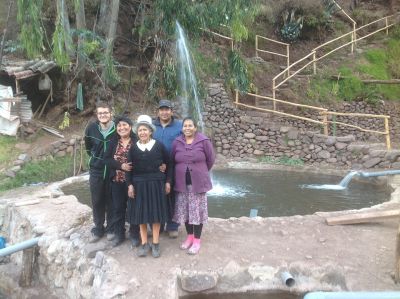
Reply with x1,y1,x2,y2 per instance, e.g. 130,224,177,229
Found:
258,155,304,166
306,34,400,104
0,154,88,192
0,136,18,166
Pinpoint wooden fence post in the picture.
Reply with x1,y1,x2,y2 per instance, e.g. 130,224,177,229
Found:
255,35,258,58
272,81,276,111
235,89,239,105
286,44,290,78
313,52,317,75
385,117,391,150
322,111,329,135
386,17,389,35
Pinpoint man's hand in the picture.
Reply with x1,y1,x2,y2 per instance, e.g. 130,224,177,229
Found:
165,182,171,195
128,184,135,198
159,163,166,173
121,162,132,172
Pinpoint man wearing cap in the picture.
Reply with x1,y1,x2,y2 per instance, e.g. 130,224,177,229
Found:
84,102,116,243
153,99,182,238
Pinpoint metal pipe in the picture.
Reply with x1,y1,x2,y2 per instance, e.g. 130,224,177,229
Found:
0,237,40,257
304,291,400,299
360,170,400,178
280,271,295,287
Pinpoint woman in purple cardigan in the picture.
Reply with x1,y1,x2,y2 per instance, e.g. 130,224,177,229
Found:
171,117,215,255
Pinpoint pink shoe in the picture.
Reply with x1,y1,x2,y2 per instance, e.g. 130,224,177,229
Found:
188,238,201,255
180,234,194,250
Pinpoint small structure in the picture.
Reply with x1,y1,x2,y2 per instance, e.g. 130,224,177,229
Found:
0,57,57,136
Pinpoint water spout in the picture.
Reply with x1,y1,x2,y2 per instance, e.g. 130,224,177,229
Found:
176,21,204,131
303,169,400,191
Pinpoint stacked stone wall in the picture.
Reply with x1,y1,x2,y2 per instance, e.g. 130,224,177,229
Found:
204,82,400,169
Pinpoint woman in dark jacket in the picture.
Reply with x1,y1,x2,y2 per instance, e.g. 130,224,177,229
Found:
171,117,215,255
104,116,136,247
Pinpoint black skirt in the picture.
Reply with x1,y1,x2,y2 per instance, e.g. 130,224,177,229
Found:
127,172,167,225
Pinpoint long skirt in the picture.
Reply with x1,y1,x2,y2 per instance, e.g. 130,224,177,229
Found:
127,173,167,225
173,185,208,225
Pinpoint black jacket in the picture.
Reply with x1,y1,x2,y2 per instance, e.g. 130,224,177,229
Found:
104,132,137,180
84,121,116,178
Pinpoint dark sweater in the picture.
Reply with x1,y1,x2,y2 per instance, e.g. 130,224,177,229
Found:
84,121,116,178
127,140,172,184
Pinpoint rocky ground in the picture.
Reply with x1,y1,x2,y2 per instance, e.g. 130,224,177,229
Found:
1,164,400,298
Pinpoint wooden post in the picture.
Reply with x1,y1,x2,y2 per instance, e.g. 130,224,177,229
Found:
231,39,234,51
235,89,239,105
313,52,317,75
286,44,290,78
322,111,329,135
353,22,357,49
386,17,389,35
255,35,258,58
19,248,35,287
272,81,276,111
385,117,391,150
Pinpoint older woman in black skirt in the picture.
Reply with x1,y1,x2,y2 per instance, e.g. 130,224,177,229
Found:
127,115,171,258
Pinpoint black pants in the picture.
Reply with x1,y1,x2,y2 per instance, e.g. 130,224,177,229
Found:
89,175,112,237
165,190,179,231
110,181,129,240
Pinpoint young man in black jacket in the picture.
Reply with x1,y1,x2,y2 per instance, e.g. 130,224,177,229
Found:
84,102,116,242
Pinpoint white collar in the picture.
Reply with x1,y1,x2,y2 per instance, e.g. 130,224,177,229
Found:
137,139,155,151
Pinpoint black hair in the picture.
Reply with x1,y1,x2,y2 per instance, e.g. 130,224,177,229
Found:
114,115,133,127
182,117,197,128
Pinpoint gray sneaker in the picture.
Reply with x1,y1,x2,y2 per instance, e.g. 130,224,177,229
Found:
137,243,150,257
151,243,161,258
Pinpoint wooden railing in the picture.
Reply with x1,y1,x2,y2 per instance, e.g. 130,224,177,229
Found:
200,27,234,50
273,14,397,99
235,90,392,150
235,89,328,127
312,14,397,75
321,111,391,150
255,35,290,77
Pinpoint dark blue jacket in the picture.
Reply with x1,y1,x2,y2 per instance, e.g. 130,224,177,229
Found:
153,117,182,154
84,121,116,178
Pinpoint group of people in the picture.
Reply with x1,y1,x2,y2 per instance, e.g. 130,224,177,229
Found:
84,100,215,258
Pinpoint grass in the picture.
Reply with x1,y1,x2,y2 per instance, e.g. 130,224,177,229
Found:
0,153,88,192
258,155,304,166
306,34,400,103
0,136,19,166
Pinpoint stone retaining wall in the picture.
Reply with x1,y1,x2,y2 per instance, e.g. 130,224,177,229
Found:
204,82,400,169
5,138,84,178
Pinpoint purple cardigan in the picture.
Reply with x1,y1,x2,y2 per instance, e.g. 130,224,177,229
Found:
171,132,215,193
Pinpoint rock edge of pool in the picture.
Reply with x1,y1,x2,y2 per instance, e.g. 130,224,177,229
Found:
1,163,400,298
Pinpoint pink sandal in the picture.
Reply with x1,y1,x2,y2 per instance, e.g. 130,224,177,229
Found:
180,234,194,250
188,238,201,255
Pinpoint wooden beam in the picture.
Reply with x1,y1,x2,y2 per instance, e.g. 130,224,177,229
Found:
331,75,400,84
326,209,400,225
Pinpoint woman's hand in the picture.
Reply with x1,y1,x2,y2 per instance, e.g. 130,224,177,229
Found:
121,162,132,172
159,163,166,173
128,184,135,198
165,182,171,195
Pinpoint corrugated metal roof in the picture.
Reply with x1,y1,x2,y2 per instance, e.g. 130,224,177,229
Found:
1,59,57,79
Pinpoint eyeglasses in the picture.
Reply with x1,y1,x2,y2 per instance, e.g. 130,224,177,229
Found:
97,112,111,116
